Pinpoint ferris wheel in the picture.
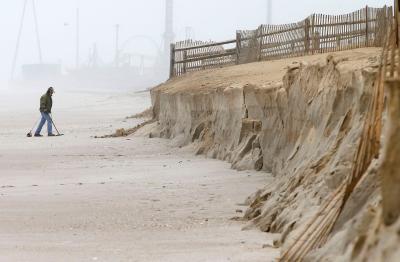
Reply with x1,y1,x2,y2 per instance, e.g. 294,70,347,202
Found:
117,35,162,68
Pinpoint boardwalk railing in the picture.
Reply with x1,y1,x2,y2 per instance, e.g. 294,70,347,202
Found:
170,5,392,78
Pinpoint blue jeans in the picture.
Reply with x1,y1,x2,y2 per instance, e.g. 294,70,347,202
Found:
35,112,53,135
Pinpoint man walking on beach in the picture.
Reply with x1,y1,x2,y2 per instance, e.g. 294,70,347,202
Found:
34,87,55,137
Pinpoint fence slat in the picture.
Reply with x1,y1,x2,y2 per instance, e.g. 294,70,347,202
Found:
366,6,369,46
339,14,344,51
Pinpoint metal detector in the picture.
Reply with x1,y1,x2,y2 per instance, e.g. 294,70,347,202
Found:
26,117,41,137
49,114,64,136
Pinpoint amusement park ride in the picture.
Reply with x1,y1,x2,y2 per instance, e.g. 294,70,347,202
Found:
11,0,175,90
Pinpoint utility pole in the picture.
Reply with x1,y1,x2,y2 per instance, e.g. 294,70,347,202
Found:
163,0,174,57
11,0,28,80
32,0,43,64
266,0,272,24
115,24,120,68
90,43,98,68
185,26,194,40
76,8,80,69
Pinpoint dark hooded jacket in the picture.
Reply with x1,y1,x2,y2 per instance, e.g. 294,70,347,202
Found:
39,92,52,113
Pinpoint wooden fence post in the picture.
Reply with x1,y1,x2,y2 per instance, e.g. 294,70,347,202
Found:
365,6,369,47
304,18,310,54
236,32,241,64
381,0,400,227
382,79,400,226
169,43,175,78
395,1,399,46
258,25,263,61
311,14,315,54
182,50,187,74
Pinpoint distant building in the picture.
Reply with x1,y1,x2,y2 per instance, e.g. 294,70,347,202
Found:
21,64,61,81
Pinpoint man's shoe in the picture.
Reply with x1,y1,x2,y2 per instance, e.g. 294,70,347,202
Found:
34,134,43,137
48,133,56,137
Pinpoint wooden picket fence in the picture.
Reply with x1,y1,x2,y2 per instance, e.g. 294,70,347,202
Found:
170,5,392,78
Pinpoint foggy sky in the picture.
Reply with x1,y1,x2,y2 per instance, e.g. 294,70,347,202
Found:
0,0,392,83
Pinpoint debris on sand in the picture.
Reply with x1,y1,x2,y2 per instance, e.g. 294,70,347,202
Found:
126,107,153,119
95,119,156,138
1,185,15,188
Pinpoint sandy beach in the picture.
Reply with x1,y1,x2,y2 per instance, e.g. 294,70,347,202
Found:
0,88,278,262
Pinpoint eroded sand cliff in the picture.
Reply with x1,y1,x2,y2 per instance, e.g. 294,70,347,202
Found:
150,48,387,260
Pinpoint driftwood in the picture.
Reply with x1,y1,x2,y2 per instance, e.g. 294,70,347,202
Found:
95,119,156,139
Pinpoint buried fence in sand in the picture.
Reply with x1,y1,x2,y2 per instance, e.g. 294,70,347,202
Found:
169,5,392,78
281,1,400,260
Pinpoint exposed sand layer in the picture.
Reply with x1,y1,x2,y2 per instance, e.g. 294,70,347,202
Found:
0,89,278,261
150,48,388,260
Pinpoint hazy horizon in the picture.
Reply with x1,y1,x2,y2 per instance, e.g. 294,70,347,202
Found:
0,0,392,86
